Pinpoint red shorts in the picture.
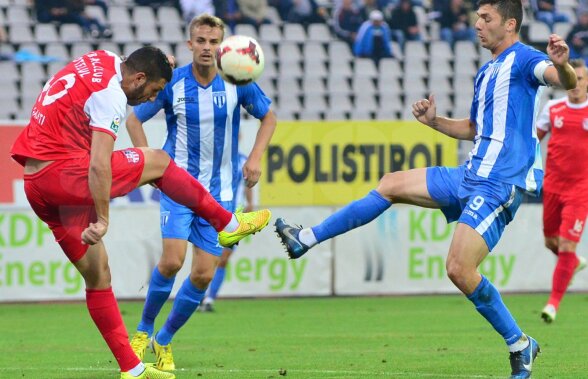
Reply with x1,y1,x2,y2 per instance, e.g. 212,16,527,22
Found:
543,190,588,242
24,148,145,262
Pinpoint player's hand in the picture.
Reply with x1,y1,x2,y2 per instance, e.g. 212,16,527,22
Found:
412,94,437,126
81,219,108,245
243,160,261,188
547,34,570,66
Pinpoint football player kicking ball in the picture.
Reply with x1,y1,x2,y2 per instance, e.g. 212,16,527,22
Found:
275,1,577,378
536,58,588,323
10,46,270,379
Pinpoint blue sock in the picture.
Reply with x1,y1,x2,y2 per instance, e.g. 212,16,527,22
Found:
156,277,205,345
207,267,225,300
467,276,522,345
311,190,392,243
137,267,175,337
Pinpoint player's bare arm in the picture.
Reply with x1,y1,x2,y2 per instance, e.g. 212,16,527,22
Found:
243,109,277,188
83,131,114,245
544,34,577,89
412,94,475,140
126,111,149,147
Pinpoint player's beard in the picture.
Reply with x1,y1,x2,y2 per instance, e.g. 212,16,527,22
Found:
127,82,147,106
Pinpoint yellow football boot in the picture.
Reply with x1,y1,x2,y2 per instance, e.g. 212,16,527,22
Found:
130,331,150,361
120,364,175,378
218,209,271,247
152,337,175,372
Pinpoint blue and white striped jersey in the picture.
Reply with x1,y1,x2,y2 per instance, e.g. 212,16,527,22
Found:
134,64,271,202
467,42,551,195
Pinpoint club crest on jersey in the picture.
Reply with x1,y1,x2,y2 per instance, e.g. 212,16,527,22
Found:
213,91,226,108
583,119,588,130
123,149,140,164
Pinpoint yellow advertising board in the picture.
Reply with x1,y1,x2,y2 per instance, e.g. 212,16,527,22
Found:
261,121,458,206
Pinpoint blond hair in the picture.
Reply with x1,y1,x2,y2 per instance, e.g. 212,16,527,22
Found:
188,13,225,39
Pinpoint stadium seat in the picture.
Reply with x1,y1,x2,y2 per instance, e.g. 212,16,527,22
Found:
59,24,85,43
308,23,332,42
47,61,64,77
34,24,59,44
278,62,303,78
554,23,572,38
71,42,94,59
135,24,160,43
329,93,353,112
86,5,107,25
303,42,327,64
278,41,302,64
18,42,43,57
108,6,132,26
328,40,353,64
6,6,31,26
354,92,378,112
259,24,282,43
160,25,184,43
454,41,478,61
262,61,278,79
528,21,550,43
123,42,144,57
277,96,302,113
404,41,427,61
302,77,326,96
0,82,18,100
45,43,70,61
328,60,353,79
327,76,352,95
304,61,327,79
478,47,492,64
353,58,378,79
152,42,174,56
391,41,403,60
352,76,376,95
378,58,402,81
429,58,452,77
97,41,123,56
260,42,276,65
132,6,157,27
375,106,399,120
429,41,453,60
304,93,328,112
324,109,347,120
175,47,193,66
235,24,258,41
157,7,183,27
0,62,19,84
266,6,283,24
379,92,404,113
413,6,430,41
298,109,322,120
111,24,136,43
8,25,34,44
283,23,307,42
277,77,301,97
0,98,19,119
403,60,427,80
378,77,402,96
349,108,373,120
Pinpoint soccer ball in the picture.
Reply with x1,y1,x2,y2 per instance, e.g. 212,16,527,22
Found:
216,35,265,86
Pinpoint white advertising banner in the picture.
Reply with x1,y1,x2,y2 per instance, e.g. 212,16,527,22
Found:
0,206,332,302
334,204,588,294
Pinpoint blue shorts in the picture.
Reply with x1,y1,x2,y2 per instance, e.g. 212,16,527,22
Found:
160,193,235,256
426,165,524,251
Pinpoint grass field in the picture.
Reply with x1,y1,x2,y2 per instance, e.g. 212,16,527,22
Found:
0,293,587,378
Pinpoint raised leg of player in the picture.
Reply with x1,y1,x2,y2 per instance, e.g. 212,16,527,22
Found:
137,148,233,231
74,241,144,375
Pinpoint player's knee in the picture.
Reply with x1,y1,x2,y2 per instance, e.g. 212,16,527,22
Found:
190,271,214,288
544,238,558,254
143,148,171,175
158,258,183,277
376,172,401,200
558,238,577,253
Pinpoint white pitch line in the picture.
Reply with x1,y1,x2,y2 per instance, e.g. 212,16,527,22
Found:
0,367,499,378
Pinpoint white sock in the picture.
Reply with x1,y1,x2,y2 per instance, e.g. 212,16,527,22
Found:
299,228,318,247
508,334,530,353
128,362,145,377
223,214,239,232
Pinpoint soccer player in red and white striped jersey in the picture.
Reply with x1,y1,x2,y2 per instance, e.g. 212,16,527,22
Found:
536,58,588,323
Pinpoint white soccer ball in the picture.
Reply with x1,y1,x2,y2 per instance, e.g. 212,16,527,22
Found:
216,35,265,86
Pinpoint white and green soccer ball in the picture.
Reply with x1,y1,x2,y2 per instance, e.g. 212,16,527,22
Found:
216,35,265,86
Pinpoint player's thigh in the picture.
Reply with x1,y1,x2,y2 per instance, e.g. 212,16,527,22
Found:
110,149,145,197
542,191,563,239
447,222,489,273
378,167,438,207
159,195,193,273
457,180,524,252
559,196,588,244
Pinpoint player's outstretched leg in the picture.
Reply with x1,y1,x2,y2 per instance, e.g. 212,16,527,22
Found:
219,208,272,247
275,190,392,259
509,336,541,379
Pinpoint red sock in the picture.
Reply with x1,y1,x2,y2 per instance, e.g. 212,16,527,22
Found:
154,160,232,231
86,288,140,372
548,251,579,309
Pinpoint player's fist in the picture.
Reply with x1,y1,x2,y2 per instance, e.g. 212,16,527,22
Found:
81,219,108,245
547,34,569,66
412,94,437,126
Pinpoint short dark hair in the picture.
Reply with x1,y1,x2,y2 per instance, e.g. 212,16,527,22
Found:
125,46,172,83
477,0,523,32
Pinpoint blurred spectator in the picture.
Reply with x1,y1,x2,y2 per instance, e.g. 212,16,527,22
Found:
180,0,214,23
388,0,422,47
35,0,112,39
237,0,271,28
333,0,365,47
84,0,108,16
287,0,329,25
530,0,569,32
567,8,588,62
439,0,476,46
359,0,380,20
353,10,393,63
0,27,12,61
214,0,243,33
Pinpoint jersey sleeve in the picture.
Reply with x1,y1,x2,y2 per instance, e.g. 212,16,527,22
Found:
84,77,127,139
237,82,272,119
535,100,553,132
519,46,552,86
133,85,169,122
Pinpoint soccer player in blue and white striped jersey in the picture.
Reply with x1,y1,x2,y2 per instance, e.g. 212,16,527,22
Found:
275,1,576,377
126,14,276,371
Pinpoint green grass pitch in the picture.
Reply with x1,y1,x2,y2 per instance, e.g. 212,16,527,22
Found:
0,294,587,378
